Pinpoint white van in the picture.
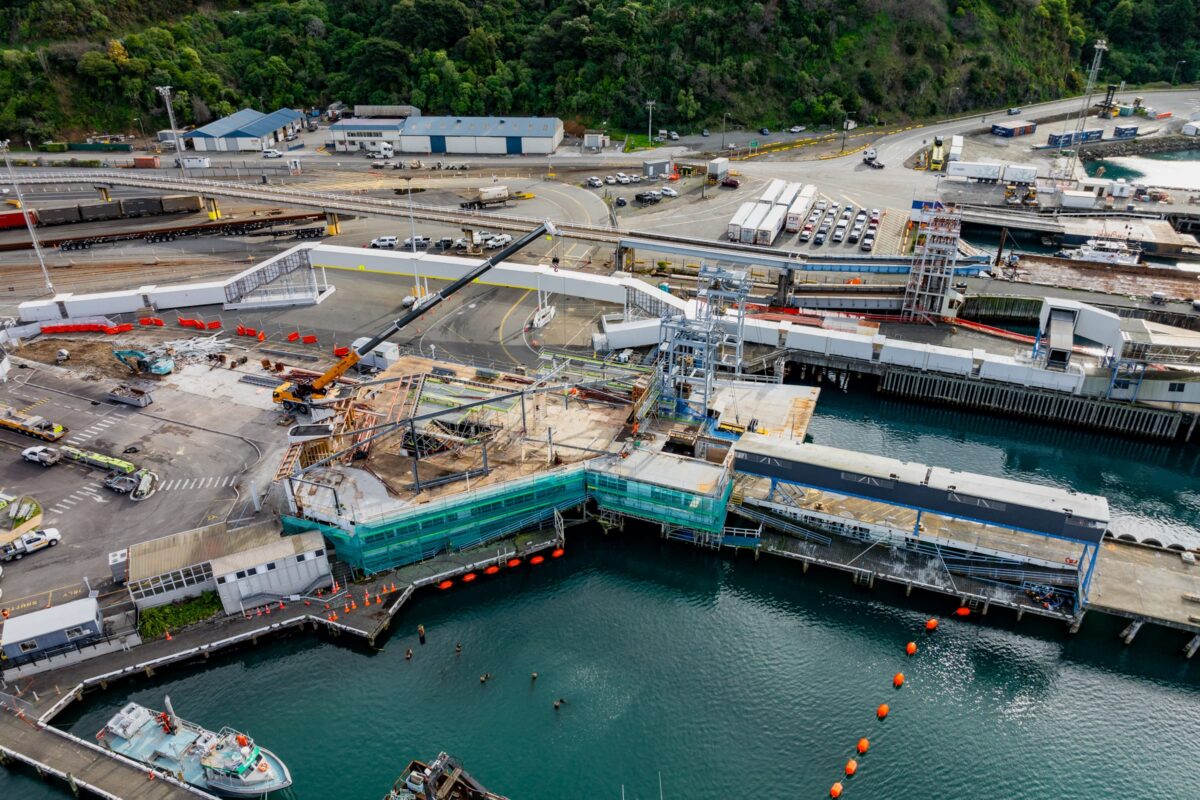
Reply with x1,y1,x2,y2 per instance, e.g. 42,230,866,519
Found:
370,236,398,249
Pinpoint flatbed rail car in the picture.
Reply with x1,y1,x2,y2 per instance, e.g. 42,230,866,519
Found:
0,406,67,441
29,195,205,227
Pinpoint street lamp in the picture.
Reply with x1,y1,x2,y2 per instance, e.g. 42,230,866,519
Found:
402,176,417,254
840,112,855,152
133,116,147,148
1171,59,1187,85
721,113,730,149
645,100,656,145
0,140,54,295
156,86,187,177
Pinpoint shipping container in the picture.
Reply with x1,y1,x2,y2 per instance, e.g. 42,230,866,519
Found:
774,181,802,209
947,161,1003,182
1060,189,1097,209
739,203,772,243
991,120,1036,137
1112,125,1138,140
727,202,758,241
707,157,729,179
978,355,1029,383
78,202,123,222
754,205,788,246
785,185,817,232
947,146,963,163
924,345,974,376
758,178,786,205
879,340,929,370
181,156,211,169
1047,132,1075,147
353,105,420,118
0,209,35,230
823,330,874,360
1002,164,1038,185
35,206,81,226
1080,129,1103,143
132,156,160,169
120,197,164,218
784,326,829,355
160,195,204,214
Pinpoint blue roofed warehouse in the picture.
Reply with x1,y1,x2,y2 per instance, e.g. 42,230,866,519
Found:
329,115,564,155
183,108,304,152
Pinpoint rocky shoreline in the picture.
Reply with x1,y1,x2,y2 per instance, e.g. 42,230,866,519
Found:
1079,133,1197,161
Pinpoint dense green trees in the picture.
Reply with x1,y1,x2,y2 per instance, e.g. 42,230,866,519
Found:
0,0,1196,142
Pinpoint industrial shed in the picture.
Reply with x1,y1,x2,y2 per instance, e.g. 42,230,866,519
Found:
1,598,104,667
126,521,330,613
183,108,304,152
408,116,563,155
328,118,405,152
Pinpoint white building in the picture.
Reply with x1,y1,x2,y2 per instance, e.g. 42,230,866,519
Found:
329,115,563,155
183,108,304,152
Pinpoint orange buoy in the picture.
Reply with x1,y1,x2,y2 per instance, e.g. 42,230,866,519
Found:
876,703,890,719
925,618,939,631
531,555,545,565
462,572,477,583
551,548,565,558
845,758,858,777
905,641,917,656
856,738,869,754
484,565,500,575
830,781,844,798
893,672,905,688
438,580,453,590
507,558,522,568
955,606,971,617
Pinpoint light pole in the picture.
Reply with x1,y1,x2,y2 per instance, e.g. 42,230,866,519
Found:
156,86,187,177
840,112,855,152
1171,59,1187,85
133,116,147,148
645,100,656,146
721,113,730,149
0,140,53,295
402,176,417,254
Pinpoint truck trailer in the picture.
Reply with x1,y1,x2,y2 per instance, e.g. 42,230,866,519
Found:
727,202,758,241
947,161,1004,183
1001,164,1038,185
460,186,510,209
785,185,817,232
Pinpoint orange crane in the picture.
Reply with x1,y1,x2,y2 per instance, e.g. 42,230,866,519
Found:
273,221,558,413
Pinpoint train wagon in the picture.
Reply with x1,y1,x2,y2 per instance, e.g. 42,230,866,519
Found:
120,197,165,217
160,195,204,214
0,209,36,229
78,202,123,222
35,206,82,226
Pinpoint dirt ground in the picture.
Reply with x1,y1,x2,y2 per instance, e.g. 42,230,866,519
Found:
14,336,163,380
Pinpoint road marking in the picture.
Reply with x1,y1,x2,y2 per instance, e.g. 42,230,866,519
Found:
497,289,533,365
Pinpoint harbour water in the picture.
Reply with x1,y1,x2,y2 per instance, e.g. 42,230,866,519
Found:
7,389,1200,800
1084,149,1200,188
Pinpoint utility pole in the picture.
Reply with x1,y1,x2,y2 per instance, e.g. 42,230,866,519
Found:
156,85,188,177
0,140,54,295
722,113,729,150
645,100,656,145
1172,59,1187,85
840,112,855,152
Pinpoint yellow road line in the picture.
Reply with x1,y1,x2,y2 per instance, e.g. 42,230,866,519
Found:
497,289,533,365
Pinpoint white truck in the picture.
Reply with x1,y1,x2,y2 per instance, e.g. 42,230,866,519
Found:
21,446,61,467
1,529,61,562
366,141,394,158
1002,163,1039,185
947,161,1003,183
460,186,510,209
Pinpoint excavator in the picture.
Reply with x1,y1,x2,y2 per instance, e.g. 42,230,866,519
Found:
273,220,558,414
113,349,175,376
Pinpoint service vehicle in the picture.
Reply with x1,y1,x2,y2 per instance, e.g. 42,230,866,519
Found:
21,446,61,467
604,175,617,185
459,186,509,209
485,233,513,249
586,177,603,188
402,235,431,249
0,407,66,442
369,236,398,249
661,187,678,198
434,237,454,250
1,529,61,562
262,149,283,159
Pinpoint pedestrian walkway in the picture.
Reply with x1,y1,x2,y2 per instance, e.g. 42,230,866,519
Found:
65,416,122,445
45,483,109,516
157,475,239,492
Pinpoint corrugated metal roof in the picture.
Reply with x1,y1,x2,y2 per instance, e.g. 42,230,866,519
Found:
330,119,406,132
1,598,99,647
184,108,301,139
209,531,324,577
402,116,561,138
128,520,282,580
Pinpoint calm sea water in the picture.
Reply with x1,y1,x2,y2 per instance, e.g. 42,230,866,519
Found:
5,390,1199,800
1084,149,1200,188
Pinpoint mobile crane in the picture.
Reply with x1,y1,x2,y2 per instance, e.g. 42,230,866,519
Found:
273,220,558,413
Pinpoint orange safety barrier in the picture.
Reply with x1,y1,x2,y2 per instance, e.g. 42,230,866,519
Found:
333,346,350,357
301,335,318,344
139,318,156,326
257,331,266,342
287,331,300,342
206,320,221,330
241,327,258,337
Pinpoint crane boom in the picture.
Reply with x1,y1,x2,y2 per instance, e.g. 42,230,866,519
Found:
273,220,557,411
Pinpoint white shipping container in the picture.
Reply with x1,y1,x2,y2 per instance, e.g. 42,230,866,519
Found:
708,157,730,178
759,178,786,205
754,206,788,246
950,135,964,150
785,326,829,355
978,355,1030,383
879,340,930,369
785,185,817,232
62,291,144,318
948,146,963,162
596,318,661,350
740,204,772,243
727,202,758,241
924,345,974,376
775,181,802,209
947,161,1003,182
823,330,875,360
1060,189,1097,209
1002,164,1038,184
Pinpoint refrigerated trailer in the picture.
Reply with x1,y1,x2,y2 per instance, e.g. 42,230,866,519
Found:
740,203,772,243
755,205,788,246
727,202,758,241
947,161,1003,183
785,185,818,232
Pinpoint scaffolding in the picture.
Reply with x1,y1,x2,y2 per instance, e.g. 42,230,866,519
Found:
902,204,962,323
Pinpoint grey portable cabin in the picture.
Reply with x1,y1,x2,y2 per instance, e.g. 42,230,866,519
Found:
0,598,103,667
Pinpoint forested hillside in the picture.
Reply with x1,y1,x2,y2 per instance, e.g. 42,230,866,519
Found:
1,0,1197,141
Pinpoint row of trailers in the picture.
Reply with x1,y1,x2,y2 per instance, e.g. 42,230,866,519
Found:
726,180,818,246
0,195,204,229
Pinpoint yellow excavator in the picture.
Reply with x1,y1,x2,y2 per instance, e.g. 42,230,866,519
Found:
273,220,558,413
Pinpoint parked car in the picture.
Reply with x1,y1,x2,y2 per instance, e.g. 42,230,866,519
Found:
832,225,847,243
789,125,806,134
721,177,741,188
485,233,513,249
813,230,827,246
403,235,431,249
701,129,710,137
604,175,617,185
369,236,398,249
815,200,828,212
849,225,864,244
1007,107,1022,115
616,173,631,184
759,127,770,136
661,186,678,198
285,132,299,142
668,131,679,140
799,225,814,242
629,175,642,183
615,197,627,207
262,149,283,158
860,236,876,251
434,237,454,250
586,176,603,188
869,208,882,223
726,143,738,150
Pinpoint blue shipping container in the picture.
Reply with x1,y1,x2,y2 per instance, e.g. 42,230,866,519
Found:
1047,132,1075,147
1113,125,1138,139
1081,129,1103,142
991,124,1014,137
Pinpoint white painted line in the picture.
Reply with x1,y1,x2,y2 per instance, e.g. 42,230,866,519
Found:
220,476,233,487
202,477,214,488
60,499,77,507
185,479,198,490
162,479,178,491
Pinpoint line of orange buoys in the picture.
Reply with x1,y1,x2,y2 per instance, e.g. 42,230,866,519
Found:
828,609,972,797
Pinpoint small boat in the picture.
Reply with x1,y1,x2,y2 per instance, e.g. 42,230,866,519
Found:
1056,235,1143,266
98,696,291,796
385,752,509,800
